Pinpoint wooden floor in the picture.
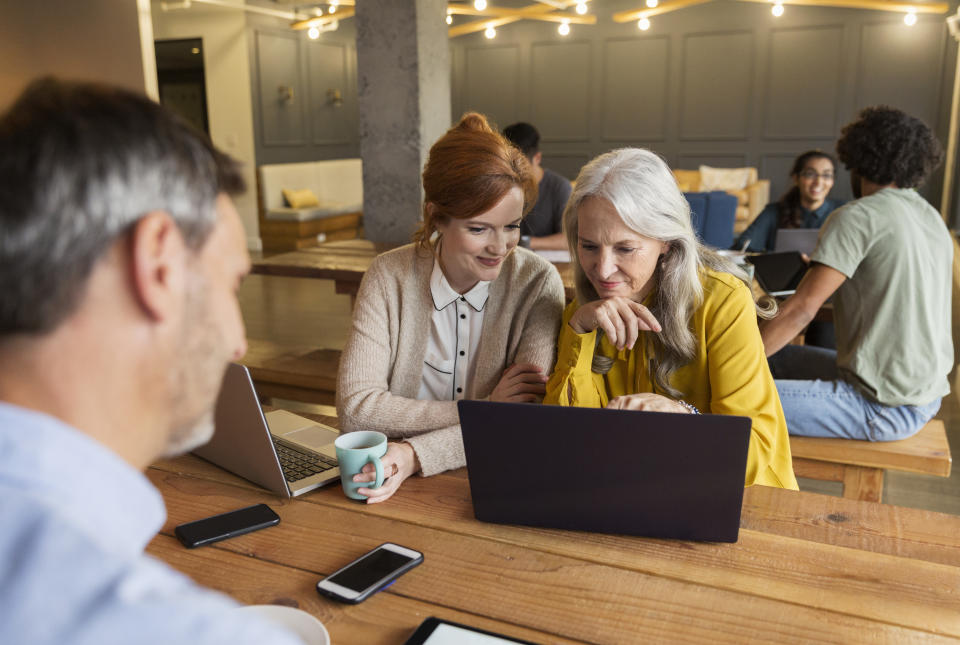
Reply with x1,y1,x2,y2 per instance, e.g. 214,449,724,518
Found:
240,272,960,516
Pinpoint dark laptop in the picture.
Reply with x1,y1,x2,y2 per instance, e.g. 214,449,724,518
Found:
747,251,808,297
457,400,751,542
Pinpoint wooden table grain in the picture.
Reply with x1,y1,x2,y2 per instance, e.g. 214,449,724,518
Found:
148,434,960,644
252,239,576,305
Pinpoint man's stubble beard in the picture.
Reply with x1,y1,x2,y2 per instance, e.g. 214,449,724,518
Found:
161,275,228,458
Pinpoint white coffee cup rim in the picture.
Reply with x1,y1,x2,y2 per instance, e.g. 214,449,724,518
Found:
334,430,387,450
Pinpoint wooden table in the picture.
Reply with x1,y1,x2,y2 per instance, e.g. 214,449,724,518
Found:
148,433,960,643
252,239,576,305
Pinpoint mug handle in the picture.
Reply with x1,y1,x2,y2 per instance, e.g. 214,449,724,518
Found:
366,455,385,489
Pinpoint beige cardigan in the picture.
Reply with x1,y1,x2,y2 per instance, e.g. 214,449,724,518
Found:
336,244,565,476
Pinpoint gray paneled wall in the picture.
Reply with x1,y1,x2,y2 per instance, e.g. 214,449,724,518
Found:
248,14,360,165
451,0,958,206
242,1,957,212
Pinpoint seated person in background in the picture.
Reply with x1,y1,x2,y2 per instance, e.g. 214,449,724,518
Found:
503,122,572,251
761,106,951,441
544,148,797,490
0,79,301,644
734,150,845,253
336,113,565,503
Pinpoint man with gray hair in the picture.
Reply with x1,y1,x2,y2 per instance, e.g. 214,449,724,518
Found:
0,79,303,644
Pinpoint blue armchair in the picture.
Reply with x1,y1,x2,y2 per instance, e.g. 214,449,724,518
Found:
685,191,738,249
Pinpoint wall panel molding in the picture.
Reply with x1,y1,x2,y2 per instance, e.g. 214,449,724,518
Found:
855,19,946,128
464,44,520,129
601,36,669,142
308,41,352,146
255,30,306,147
762,25,843,140
679,31,753,142
531,40,591,143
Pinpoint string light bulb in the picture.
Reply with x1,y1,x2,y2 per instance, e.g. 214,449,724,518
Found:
446,14,453,24
329,0,337,14
646,0,658,7
904,10,917,25
576,1,588,14
308,26,320,39
638,17,651,30
558,19,570,36
475,0,487,10
484,24,496,39
771,2,784,16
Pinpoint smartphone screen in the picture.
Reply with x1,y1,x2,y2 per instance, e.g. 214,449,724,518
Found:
317,543,423,603
404,617,539,645
175,503,280,548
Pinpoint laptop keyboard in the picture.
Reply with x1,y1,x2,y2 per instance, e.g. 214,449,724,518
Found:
272,437,338,483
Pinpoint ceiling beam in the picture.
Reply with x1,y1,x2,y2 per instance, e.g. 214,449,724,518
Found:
291,8,355,30
613,0,716,22
448,4,595,23
735,0,948,13
449,0,588,37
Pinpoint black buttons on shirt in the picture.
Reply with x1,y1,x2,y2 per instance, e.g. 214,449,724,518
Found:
456,387,463,393
460,314,466,319
459,350,465,356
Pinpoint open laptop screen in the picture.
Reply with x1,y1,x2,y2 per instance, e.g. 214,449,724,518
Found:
458,401,751,542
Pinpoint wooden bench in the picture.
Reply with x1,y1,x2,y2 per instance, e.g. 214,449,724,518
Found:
240,339,340,405
790,419,952,502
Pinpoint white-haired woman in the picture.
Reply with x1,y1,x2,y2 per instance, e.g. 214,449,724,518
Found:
544,148,797,489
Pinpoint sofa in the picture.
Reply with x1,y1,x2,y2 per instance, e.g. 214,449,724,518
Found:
684,191,738,249
673,166,769,234
257,159,363,252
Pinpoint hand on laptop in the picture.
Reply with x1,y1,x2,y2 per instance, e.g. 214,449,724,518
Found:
490,363,548,403
355,441,420,504
607,393,690,414
568,297,661,351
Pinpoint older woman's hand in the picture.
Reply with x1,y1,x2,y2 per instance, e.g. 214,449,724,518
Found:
490,363,548,403
607,393,691,414
355,441,420,504
568,297,662,350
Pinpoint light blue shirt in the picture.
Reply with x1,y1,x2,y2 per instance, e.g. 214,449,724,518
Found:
0,402,304,645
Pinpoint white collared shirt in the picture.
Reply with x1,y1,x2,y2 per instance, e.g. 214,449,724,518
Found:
418,258,489,401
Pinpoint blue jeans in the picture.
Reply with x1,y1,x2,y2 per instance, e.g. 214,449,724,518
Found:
768,345,941,441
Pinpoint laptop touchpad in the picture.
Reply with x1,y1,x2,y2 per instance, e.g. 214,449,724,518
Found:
285,426,339,450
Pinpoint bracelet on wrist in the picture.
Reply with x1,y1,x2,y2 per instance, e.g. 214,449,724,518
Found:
677,400,700,414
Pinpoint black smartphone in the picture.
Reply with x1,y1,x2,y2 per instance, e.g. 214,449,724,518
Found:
174,503,280,548
404,617,540,645
316,542,423,604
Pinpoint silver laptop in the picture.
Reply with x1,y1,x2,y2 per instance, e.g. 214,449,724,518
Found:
774,228,819,255
193,363,340,497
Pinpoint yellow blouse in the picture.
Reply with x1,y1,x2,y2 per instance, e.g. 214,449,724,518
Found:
545,268,798,490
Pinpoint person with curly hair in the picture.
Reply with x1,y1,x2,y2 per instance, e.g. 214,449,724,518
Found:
760,106,951,440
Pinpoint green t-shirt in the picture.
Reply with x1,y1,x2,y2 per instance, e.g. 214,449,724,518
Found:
811,188,953,406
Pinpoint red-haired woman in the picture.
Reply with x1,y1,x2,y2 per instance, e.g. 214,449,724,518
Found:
336,113,565,503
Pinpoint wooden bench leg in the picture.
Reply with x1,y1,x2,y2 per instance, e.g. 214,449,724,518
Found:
841,466,884,503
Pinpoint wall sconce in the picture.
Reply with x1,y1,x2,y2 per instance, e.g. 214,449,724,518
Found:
326,88,344,107
278,85,295,103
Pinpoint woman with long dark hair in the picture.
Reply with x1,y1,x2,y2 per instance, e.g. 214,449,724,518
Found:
734,150,844,252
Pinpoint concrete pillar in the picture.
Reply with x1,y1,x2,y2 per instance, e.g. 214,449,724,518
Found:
356,0,451,245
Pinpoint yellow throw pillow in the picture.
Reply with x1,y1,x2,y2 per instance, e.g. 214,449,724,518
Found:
282,188,320,209
698,165,752,192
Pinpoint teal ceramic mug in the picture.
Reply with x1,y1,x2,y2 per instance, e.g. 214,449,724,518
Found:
334,431,387,500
